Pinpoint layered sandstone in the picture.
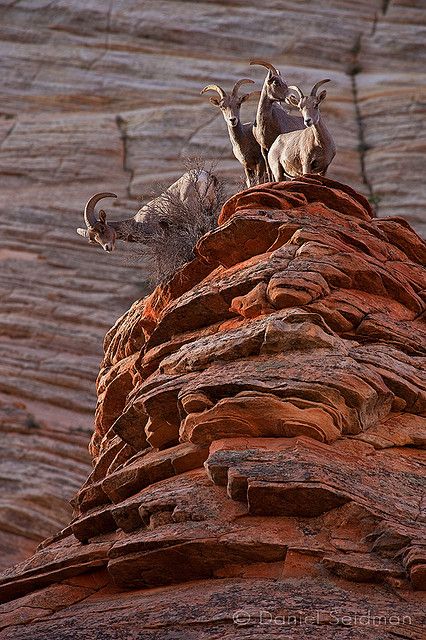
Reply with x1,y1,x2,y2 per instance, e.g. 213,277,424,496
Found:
0,176,424,638
0,0,424,567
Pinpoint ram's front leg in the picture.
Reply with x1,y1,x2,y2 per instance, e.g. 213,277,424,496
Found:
301,158,312,176
243,167,252,188
257,156,267,185
245,167,259,187
262,147,273,182
274,161,287,182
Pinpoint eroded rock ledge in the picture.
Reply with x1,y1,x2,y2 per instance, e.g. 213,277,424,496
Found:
0,176,424,638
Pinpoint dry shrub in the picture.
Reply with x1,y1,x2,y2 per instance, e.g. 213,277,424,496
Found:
133,159,228,285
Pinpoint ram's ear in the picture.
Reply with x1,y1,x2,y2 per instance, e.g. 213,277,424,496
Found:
77,228,89,238
317,90,327,103
99,209,107,223
209,97,220,106
240,90,261,103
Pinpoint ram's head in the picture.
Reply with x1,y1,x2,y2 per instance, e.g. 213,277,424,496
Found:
77,192,117,252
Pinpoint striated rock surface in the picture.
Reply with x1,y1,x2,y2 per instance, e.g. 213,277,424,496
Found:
0,0,424,424
0,0,424,567
0,176,424,638
0,402,89,570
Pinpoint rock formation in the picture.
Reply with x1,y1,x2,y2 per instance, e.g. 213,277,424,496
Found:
0,176,424,638
0,0,424,567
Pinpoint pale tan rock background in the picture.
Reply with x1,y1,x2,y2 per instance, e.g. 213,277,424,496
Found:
0,0,424,567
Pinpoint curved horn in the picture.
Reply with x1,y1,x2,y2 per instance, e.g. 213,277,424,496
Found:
288,85,304,101
232,78,255,97
84,192,117,228
200,84,226,99
311,79,330,96
250,59,278,75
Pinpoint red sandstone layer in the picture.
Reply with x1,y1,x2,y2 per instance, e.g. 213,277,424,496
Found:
0,176,424,638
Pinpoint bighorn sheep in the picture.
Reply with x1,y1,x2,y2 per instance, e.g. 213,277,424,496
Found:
268,80,336,181
76,170,219,253
250,60,304,181
200,79,265,186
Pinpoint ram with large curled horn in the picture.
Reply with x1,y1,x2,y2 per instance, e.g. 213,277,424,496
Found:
268,79,336,180
77,192,118,252
201,78,265,186
76,170,220,252
249,59,305,181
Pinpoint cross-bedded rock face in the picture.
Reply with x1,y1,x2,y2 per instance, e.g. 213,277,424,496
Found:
91,175,425,456
1,0,425,582
0,177,424,638
0,403,89,571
